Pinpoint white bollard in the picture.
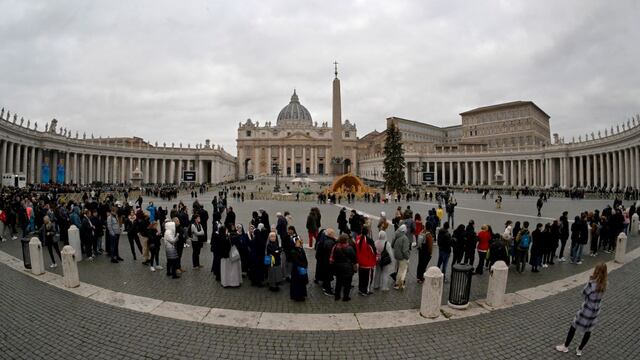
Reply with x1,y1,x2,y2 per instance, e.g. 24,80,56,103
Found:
486,261,509,308
420,266,443,319
29,237,45,275
67,225,82,262
61,245,80,288
631,213,639,235
615,232,627,264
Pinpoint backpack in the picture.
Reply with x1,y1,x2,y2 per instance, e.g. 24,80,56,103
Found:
519,232,531,249
379,241,392,267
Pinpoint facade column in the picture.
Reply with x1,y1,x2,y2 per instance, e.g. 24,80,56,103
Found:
144,158,150,183
586,155,591,187
22,146,28,179
471,161,477,185
605,152,611,188
209,160,215,183
571,157,577,188
464,162,469,185
578,155,584,187
7,142,14,173
64,152,70,184
96,155,102,183
524,159,529,187
169,160,175,184
478,161,484,186
625,149,631,189
51,151,58,184
434,161,439,185
532,159,537,187
635,146,640,189
612,151,618,189
301,147,306,175
105,156,111,184
456,162,461,186
0,141,7,174
15,144,22,173
30,147,37,183
88,154,93,184
161,159,167,184
79,154,85,185
599,153,604,187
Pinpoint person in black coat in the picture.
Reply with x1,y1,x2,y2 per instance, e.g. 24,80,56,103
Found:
530,223,544,272
337,208,349,235
210,225,226,281
463,221,477,265
488,233,509,266
249,224,268,287
317,228,337,295
331,234,357,302
451,224,466,265
289,237,309,301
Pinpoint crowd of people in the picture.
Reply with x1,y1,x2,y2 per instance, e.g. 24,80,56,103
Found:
0,185,637,303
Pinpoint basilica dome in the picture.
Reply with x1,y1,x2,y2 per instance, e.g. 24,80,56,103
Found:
276,90,312,126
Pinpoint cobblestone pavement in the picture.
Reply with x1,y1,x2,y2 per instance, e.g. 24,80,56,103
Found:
1,253,639,359
1,190,636,313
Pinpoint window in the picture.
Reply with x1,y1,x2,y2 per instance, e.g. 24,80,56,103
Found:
246,130,251,137
345,131,350,138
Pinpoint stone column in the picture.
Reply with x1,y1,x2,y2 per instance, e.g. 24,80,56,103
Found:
111,156,117,184
471,161,477,185
169,160,175,184
449,161,454,186
585,155,591,187
144,158,150,183
87,154,93,184
464,162,469,185
456,162,461,186
532,159,537,187
22,146,28,176
479,161,485,186
633,146,640,188
301,147,306,175
103,156,109,183
486,260,509,308
61,245,80,288
7,142,13,173
605,152,611,188
30,147,37,183
631,213,639,235
161,159,167,184
571,157,577,188
625,148,630,188
52,151,58,184
80,154,85,185
0,140,7,174
599,153,604,187
96,155,102,183
612,151,618,188
29,237,45,275
420,266,443,319
15,144,21,173
64,152,70,184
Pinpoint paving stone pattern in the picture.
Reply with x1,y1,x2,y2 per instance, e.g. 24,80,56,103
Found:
1,190,636,314
1,254,640,358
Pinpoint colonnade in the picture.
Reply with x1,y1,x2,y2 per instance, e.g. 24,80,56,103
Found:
0,139,235,185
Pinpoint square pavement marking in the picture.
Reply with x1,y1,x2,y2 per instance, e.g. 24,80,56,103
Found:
89,289,163,313
356,309,448,329
256,312,360,331
201,308,261,328
150,301,211,322
48,276,101,298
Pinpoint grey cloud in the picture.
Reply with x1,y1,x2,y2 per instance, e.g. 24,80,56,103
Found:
0,0,637,153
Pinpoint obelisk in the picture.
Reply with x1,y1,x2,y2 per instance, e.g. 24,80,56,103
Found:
331,61,345,175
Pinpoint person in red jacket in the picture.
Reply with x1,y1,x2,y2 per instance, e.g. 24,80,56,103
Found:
414,213,424,245
356,225,377,296
475,224,492,274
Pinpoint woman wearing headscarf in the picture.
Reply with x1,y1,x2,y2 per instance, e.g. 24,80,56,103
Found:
237,224,252,275
289,236,308,301
220,225,242,287
266,231,283,291
249,223,268,287
373,230,394,291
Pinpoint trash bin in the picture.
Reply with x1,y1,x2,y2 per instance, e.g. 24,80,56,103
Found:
448,263,473,309
21,238,32,269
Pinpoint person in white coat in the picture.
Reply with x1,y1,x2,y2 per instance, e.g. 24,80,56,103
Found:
164,220,179,279
373,230,394,291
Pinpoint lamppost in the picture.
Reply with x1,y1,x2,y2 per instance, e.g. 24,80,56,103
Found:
272,164,281,192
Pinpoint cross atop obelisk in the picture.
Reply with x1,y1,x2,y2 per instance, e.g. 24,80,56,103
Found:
334,61,338,78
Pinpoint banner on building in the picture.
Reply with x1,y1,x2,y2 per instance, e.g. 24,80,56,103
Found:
41,157,50,183
56,159,65,184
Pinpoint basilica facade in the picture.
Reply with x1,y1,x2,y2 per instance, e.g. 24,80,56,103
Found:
236,80,357,178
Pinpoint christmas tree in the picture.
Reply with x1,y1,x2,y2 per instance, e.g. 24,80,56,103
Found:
383,122,407,192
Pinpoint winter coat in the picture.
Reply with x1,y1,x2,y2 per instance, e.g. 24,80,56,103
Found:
356,235,377,268
391,228,410,260
330,243,357,277
164,222,178,259
572,280,604,332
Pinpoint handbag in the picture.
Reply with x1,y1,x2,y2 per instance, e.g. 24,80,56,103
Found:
229,245,240,262
264,254,272,266
297,266,308,276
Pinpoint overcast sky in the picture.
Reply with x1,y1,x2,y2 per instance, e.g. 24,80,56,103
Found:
1,0,638,154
